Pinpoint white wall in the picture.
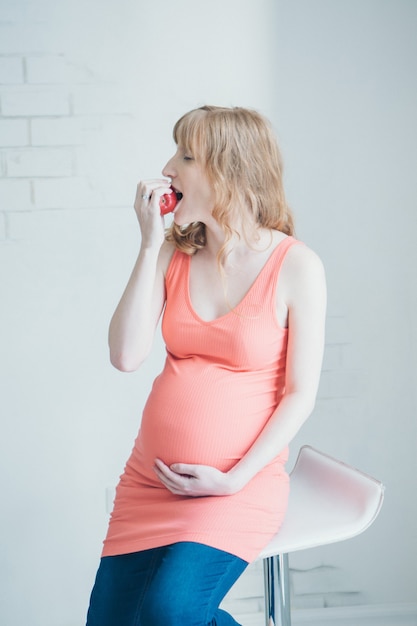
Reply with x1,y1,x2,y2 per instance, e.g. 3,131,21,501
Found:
0,1,416,625
268,0,417,612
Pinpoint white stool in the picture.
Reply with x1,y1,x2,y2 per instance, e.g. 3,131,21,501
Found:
257,446,385,626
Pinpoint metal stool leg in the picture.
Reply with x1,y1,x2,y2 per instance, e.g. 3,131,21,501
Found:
263,553,291,626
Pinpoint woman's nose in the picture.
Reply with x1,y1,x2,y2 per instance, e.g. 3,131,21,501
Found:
162,156,175,178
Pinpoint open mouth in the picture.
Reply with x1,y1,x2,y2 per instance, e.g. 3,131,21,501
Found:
171,187,183,213
172,186,183,202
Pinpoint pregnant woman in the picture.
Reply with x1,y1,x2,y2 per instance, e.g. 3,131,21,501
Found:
86,105,327,626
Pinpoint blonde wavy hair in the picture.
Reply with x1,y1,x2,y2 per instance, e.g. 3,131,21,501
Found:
166,105,294,263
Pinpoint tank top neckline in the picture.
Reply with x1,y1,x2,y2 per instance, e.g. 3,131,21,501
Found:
182,234,294,325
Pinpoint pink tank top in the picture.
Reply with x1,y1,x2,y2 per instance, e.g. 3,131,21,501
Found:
102,235,300,562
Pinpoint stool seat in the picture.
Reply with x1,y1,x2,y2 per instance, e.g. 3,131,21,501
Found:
257,446,385,626
258,445,385,559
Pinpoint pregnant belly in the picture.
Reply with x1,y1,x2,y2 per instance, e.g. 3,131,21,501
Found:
133,357,279,478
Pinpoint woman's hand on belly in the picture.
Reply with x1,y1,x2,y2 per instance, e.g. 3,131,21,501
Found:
153,458,242,497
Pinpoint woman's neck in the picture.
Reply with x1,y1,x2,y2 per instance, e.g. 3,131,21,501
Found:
203,218,273,265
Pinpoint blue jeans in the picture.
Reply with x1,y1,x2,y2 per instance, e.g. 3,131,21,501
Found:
86,542,249,626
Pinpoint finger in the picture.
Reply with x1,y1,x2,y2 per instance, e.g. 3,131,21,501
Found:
137,178,171,190
169,463,199,478
137,180,172,195
153,460,186,485
136,187,171,204
153,465,178,488
153,465,194,495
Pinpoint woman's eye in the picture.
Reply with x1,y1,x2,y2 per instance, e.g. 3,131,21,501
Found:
183,155,194,161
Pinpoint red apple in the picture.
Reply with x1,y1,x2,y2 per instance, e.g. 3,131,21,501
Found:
160,187,182,215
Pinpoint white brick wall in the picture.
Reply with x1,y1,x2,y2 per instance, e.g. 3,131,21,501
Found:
0,22,48,54
71,85,131,116
26,55,96,84
0,209,6,239
0,179,32,211
33,177,98,210
0,118,29,146
31,117,83,145
0,56,24,83
6,147,74,177
0,50,132,236
1,86,71,116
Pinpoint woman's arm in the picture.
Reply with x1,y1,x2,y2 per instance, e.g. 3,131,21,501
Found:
108,180,174,372
226,244,327,490
154,244,327,495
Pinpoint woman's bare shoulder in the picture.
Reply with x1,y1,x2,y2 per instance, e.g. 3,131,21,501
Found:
287,239,324,269
281,239,326,302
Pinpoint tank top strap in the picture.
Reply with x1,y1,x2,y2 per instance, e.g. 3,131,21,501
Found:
247,235,303,309
165,248,188,293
